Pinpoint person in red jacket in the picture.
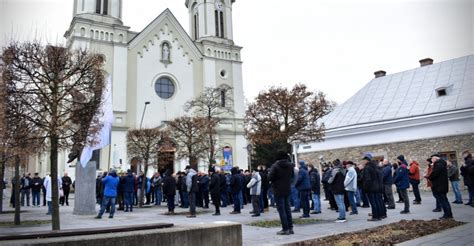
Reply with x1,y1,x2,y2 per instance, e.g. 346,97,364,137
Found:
409,159,421,204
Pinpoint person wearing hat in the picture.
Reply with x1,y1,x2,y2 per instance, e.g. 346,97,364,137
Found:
394,155,410,214
209,166,222,216
362,154,384,221
328,159,347,222
344,161,358,215
428,154,453,219
122,169,135,212
268,150,294,235
95,170,120,219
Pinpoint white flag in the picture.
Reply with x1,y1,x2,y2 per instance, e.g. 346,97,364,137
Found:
80,76,113,167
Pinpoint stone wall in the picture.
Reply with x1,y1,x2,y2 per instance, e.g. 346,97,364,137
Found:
0,223,242,246
298,134,474,190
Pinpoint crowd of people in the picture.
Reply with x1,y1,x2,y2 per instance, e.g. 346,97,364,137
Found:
3,150,473,235
7,172,73,214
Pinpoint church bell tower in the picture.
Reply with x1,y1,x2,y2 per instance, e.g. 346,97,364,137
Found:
185,0,236,44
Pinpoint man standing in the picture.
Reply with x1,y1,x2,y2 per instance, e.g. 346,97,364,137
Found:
344,161,358,215
122,170,135,212
20,173,31,207
295,160,311,218
209,166,222,216
162,170,176,215
394,155,410,214
185,166,199,218
230,167,242,214
95,170,120,219
362,155,383,221
428,154,453,219
268,150,294,235
60,172,72,206
328,160,346,222
247,169,262,217
460,151,474,206
308,164,321,214
151,172,163,206
408,159,421,205
31,173,42,207
447,160,463,204
382,159,395,209
199,172,210,209
43,174,62,215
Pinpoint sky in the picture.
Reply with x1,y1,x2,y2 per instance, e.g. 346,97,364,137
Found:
0,0,472,104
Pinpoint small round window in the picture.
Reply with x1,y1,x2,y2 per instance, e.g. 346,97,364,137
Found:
155,77,175,99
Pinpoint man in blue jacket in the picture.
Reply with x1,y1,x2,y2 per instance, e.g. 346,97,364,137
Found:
394,155,410,214
122,170,135,212
96,170,120,219
295,160,311,218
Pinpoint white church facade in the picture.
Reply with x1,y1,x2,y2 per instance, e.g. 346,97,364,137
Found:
31,0,248,175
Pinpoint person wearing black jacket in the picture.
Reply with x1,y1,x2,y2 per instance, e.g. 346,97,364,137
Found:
357,164,369,208
328,162,346,222
309,164,321,214
209,166,222,215
268,151,294,235
31,173,43,207
230,167,242,214
428,154,453,219
20,173,32,207
322,165,338,210
260,166,269,211
461,151,474,206
162,170,176,215
362,155,384,221
122,170,135,212
60,172,73,206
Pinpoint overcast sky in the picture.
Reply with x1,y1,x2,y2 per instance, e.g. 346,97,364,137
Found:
1,0,472,104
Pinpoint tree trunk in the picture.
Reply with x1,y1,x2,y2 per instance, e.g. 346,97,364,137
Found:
50,135,60,230
190,156,198,171
139,159,148,208
14,155,20,225
0,155,5,213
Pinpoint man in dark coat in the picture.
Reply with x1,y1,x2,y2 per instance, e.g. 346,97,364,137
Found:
60,172,73,206
162,170,176,215
268,151,294,235
362,155,384,221
382,159,395,209
209,166,222,215
309,164,321,214
461,150,474,206
230,167,242,214
295,160,311,218
428,154,453,219
122,170,136,212
328,160,346,222
394,155,410,214
31,173,43,207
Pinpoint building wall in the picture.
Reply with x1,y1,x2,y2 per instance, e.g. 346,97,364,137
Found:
298,134,474,190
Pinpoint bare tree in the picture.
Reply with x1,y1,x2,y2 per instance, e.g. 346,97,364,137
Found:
245,84,334,151
1,41,106,230
0,60,42,223
167,116,211,170
185,87,233,164
127,128,162,207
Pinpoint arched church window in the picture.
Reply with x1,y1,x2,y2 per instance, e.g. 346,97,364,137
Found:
155,77,175,99
214,1,225,38
220,90,226,107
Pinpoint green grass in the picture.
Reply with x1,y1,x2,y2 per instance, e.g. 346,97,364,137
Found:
0,220,51,227
249,218,324,228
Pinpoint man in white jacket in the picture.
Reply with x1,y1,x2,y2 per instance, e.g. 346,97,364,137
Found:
247,169,262,217
344,161,358,215
43,174,62,215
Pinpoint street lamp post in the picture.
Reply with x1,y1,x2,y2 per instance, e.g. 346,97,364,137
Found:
140,101,150,129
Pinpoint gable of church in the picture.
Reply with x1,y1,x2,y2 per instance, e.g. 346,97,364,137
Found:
128,9,203,63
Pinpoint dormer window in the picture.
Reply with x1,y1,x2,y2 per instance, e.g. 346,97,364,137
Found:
436,87,447,97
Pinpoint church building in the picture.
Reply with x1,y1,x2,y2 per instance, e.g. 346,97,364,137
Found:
34,0,247,175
